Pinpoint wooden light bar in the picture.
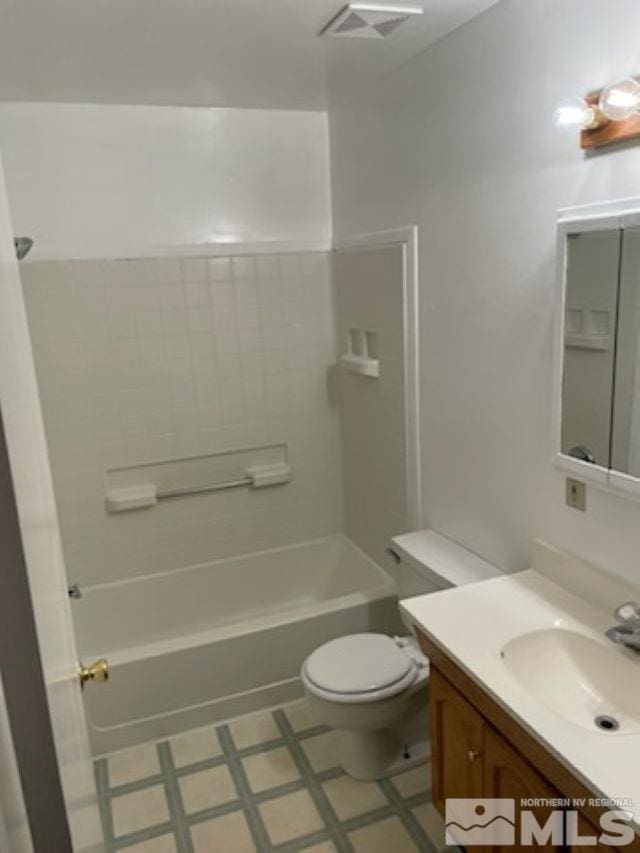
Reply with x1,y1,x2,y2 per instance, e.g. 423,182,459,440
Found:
581,89,640,150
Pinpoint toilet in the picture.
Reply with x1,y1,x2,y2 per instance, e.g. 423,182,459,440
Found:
301,529,501,780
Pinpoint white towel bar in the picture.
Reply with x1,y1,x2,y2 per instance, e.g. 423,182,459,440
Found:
157,477,252,500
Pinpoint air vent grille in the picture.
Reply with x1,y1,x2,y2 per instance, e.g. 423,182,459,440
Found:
321,4,423,39
334,12,368,34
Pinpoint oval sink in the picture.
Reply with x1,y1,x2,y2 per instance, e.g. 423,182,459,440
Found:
501,628,640,734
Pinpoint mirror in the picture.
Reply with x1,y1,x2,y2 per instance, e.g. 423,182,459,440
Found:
560,217,640,483
612,227,640,478
561,230,621,468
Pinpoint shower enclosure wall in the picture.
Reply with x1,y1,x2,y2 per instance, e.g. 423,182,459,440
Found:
22,252,342,586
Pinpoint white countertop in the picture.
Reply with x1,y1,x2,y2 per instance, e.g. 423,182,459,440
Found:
401,569,640,829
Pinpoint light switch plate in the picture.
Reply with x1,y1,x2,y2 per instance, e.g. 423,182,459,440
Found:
566,478,586,512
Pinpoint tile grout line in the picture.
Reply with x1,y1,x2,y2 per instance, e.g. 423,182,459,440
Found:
217,723,274,851
172,754,227,776
105,772,167,799
274,827,335,853
94,759,116,852
336,801,419,834
180,798,246,828
157,740,195,853
272,709,354,853
378,776,435,852
111,822,178,851
248,777,307,804
288,724,329,742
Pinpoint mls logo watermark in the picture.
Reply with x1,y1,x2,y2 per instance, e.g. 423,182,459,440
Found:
445,798,636,847
446,799,515,846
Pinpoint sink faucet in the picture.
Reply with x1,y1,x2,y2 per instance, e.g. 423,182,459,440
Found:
605,602,640,651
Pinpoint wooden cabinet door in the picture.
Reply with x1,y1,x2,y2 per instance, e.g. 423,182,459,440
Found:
430,667,484,815
483,725,565,852
568,814,618,853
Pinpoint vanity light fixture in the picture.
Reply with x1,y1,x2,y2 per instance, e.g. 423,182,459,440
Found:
557,75,640,149
599,77,640,121
553,97,601,133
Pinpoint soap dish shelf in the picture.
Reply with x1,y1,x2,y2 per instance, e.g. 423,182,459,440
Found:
339,353,380,378
340,327,380,379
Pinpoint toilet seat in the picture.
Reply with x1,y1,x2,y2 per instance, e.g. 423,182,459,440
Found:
302,633,421,704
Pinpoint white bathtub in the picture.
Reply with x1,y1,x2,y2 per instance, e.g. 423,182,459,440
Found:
73,536,398,754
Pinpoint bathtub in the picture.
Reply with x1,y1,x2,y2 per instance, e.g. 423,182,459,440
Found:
73,535,398,754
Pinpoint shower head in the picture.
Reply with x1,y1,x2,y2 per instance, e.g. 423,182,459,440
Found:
14,237,34,261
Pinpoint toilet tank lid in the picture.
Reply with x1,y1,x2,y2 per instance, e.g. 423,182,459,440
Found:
390,529,502,589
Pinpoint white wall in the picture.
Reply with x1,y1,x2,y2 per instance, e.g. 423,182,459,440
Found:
0,103,331,258
329,0,640,585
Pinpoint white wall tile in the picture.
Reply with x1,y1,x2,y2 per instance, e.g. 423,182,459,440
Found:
210,281,234,307
181,259,207,283
207,258,232,281
156,259,182,284
236,302,260,328
184,282,210,307
212,306,236,331
231,257,257,281
255,256,279,278
158,282,185,308
163,309,189,334
22,252,343,587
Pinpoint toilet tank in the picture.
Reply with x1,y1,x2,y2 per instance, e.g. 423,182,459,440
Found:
387,529,502,600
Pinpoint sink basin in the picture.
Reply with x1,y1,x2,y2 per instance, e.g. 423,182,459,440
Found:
501,628,640,734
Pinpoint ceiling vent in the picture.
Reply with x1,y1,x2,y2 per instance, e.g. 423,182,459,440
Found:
320,3,423,39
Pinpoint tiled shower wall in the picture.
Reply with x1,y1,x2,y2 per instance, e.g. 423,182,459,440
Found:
22,252,343,587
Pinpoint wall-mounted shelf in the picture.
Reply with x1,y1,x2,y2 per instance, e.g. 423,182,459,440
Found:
339,353,380,378
565,334,610,352
565,308,611,351
340,328,379,379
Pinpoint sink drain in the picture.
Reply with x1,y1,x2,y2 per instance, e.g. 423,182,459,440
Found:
595,715,620,732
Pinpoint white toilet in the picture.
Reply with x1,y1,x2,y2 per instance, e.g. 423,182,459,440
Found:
301,529,501,780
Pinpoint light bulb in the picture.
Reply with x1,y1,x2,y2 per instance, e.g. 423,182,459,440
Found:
554,97,597,133
599,77,640,121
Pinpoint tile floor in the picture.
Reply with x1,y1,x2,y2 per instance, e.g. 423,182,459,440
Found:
95,699,452,852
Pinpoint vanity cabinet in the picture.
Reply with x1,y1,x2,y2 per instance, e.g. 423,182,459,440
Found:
420,631,636,852
431,668,563,851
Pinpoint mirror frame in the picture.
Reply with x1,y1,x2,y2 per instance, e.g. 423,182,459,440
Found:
555,196,640,499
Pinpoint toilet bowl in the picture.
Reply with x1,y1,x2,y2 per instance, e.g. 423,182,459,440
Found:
301,529,503,781
301,633,429,780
